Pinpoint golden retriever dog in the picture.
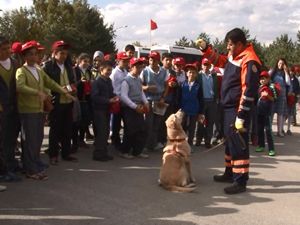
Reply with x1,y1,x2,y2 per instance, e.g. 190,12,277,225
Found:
159,110,196,192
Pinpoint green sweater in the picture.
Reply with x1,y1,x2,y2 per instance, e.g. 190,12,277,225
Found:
16,65,66,113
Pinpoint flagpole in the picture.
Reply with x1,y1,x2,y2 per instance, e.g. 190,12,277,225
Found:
149,20,152,47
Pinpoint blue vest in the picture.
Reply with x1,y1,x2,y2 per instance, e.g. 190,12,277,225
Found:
141,66,167,101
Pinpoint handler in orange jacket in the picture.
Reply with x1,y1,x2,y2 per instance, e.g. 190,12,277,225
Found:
196,28,261,194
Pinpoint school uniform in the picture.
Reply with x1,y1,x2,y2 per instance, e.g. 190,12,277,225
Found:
43,59,75,161
74,66,94,144
120,73,148,156
196,71,219,147
0,58,19,175
110,66,128,149
178,80,204,145
91,75,115,160
140,66,167,150
16,65,66,174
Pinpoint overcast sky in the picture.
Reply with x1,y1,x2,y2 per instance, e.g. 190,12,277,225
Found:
2,0,300,50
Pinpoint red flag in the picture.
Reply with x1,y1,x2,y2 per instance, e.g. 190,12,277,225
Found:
150,19,158,30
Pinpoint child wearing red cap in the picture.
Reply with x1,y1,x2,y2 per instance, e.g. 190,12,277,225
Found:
16,41,74,179
110,52,130,150
43,40,78,165
256,71,279,156
195,58,219,148
140,51,168,151
178,64,204,146
120,57,149,159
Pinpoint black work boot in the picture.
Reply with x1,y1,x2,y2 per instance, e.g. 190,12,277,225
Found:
213,173,233,183
224,182,246,194
214,167,233,183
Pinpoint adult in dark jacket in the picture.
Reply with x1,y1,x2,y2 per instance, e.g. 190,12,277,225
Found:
43,40,77,165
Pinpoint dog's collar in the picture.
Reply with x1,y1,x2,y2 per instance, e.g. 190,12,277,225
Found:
168,138,186,142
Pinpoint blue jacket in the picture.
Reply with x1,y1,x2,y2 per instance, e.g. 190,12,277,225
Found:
178,80,203,116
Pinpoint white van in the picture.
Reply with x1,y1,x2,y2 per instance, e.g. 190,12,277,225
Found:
150,45,203,63
134,46,151,58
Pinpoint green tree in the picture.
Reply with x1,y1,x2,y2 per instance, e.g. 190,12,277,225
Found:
264,34,296,68
175,36,192,47
0,0,116,55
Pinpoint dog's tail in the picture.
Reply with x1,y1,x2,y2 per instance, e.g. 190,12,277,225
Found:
161,184,196,193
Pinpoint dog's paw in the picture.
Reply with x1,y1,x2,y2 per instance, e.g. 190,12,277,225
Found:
186,182,197,188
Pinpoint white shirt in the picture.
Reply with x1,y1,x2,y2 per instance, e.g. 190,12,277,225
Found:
57,63,65,73
110,66,128,96
25,65,39,81
188,81,194,91
0,58,11,70
120,73,148,109
176,71,186,85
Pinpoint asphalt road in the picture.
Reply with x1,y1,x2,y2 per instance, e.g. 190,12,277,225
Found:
1,122,300,225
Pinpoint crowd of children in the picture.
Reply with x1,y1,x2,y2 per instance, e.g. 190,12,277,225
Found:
0,34,300,193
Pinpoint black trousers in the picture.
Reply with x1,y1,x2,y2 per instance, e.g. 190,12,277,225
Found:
48,103,73,159
0,111,19,173
111,111,123,148
182,114,198,145
257,114,274,150
223,108,250,186
20,113,45,174
93,110,110,158
196,100,217,144
122,107,147,156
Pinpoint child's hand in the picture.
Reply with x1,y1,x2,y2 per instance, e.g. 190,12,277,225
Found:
261,91,268,97
109,96,119,103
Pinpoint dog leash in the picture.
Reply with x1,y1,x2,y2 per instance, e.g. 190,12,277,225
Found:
202,125,247,153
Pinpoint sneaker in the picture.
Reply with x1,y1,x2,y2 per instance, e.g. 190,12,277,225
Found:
213,173,233,183
0,172,22,182
85,133,94,141
154,142,164,151
136,153,149,159
120,153,134,159
0,185,7,192
195,139,202,146
268,150,276,156
286,130,292,135
255,147,265,152
49,157,59,166
277,132,284,137
224,182,246,194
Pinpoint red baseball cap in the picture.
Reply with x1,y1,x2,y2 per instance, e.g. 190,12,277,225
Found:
201,58,211,65
51,40,70,51
11,42,22,54
130,57,143,66
140,57,148,63
184,64,198,72
148,51,160,61
117,52,130,60
21,41,38,53
173,57,185,66
36,42,45,51
260,71,270,78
